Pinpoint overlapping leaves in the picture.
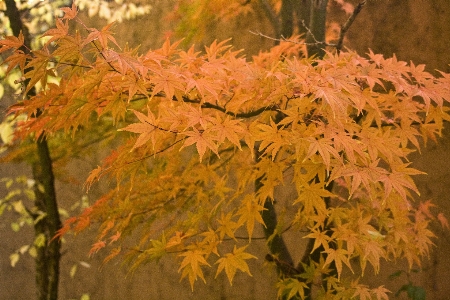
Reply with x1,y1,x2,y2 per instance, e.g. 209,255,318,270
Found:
1,5,449,296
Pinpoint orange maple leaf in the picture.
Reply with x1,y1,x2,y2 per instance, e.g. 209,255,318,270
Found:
418,200,436,219
60,3,78,20
51,216,77,242
323,248,353,280
371,285,391,300
0,32,24,51
84,166,103,191
303,229,331,253
3,50,28,75
304,136,341,171
103,246,121,264
41,18,69,45
89,240,106,257
82,23,120,50
211,116,245,149
119,109,160,150
437,213,449,230
109,231,122,244
181,128,219,162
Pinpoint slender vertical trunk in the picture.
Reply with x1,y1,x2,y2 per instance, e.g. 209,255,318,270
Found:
257,173,296,276
306,0,328,58
296,0,312,36
259,0,281,39
256,112,296,278
32,135,61,300
4,1,61,299
280,0,296,38
263,1,334,298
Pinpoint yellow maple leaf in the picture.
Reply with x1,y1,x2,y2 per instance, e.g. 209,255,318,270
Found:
178,249,210,290
215,245,256,284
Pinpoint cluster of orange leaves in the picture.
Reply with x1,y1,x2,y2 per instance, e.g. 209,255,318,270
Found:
2,4,450,298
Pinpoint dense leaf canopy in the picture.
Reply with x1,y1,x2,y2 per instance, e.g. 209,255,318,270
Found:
2,4,450,299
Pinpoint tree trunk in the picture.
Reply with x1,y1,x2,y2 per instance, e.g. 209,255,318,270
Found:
280,0,296,38
4,1,62,299
259,1,333,298
259,0,281,39
296,0,312,36
306,0,328,58
32,135,61,300
257,172,296,276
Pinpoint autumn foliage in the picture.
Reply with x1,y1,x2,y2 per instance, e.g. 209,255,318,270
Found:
2,4,450,299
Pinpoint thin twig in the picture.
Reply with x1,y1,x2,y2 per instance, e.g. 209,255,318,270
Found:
250,1,367,53
336,0,367,53
249,30,336,47
301,19,322,45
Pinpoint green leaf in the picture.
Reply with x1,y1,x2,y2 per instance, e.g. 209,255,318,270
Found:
395,284,409,297
388,270,403,279
11,222,20,232
10,253,20,267
34,233,47,247
70,264,78,278
407,285,426,300
80,294,90,300
5,178,13,189
33,212,47,225
283,278,308,300
37,183,46,194
24,189,35,201
28,246,37,258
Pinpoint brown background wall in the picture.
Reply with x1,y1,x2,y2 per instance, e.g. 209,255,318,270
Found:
1,1,450,299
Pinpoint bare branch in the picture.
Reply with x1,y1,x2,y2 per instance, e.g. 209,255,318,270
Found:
250,0,367,54
249,30,337,47
336,1,367,53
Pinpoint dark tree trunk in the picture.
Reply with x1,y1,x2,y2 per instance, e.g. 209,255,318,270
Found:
32,136,61,300
257,173,296,276
280,0,296,38
4,1,62,299
296,0,312,36
306,0,328,58
259,1,334,299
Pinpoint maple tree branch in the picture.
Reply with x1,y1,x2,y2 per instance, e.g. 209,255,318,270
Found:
51,59,93,69
121,137,186,167
265,253,300,276
256,138,295,277
336,0,367,53
201,101,279,118
225,223,297,241
143,120,179,134
249,30,336,47
94,43,120,73
179,94,280,118
136,88,279,119
301,19,326,46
